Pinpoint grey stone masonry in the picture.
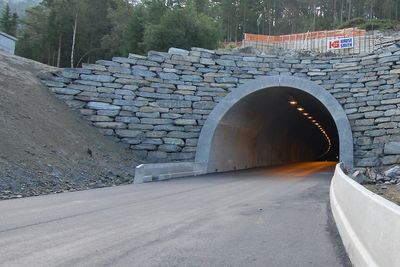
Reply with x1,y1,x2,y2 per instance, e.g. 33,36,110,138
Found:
42,45,400,167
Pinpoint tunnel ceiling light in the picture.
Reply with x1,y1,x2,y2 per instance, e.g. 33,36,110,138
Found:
291,102,333,153
289,98,298,105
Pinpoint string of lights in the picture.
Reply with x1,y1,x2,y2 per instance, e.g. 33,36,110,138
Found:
289,97,331,156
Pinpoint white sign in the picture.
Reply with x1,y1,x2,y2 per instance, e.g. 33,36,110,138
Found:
327,37,354,50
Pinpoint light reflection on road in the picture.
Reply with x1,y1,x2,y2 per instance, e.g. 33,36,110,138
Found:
261,161,337,178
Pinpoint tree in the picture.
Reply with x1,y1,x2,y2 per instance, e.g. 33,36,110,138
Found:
17,0,114,67
0,3,18,36
102,0,143,56
15,0,400,66
143,7,222,52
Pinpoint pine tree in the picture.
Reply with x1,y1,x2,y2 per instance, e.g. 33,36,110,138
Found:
0,3,18,36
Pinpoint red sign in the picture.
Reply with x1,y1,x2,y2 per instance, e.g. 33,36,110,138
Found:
328,37,354,50
329,40,340,49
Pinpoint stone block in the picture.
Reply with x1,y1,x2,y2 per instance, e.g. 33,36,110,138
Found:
156,100,192,108
108,66,132,74
132,68,156,77
174,119,197,125
94,122,126,129
115,116,140,124
81,74,115,83
168,47,189,56
357,137,372,146
50,87,80,95
193,101,216,110
158,72,179,80
143,139,163,145
381,155,400,165
167,131,199,139
116,129,143,138
97,110,120,116
86,115,113,122
141,118,173,125
121,138,142,145
87,102,121,110
136,112,160,118
159,144,181,152
384,142,400,155
364,111,384,118
147,151,168,159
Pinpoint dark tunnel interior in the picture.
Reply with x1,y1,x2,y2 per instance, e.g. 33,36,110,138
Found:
207,87,339,172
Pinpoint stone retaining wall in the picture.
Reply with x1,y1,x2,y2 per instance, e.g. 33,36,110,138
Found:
41,46,400,167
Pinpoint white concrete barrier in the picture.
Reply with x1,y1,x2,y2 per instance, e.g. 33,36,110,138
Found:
134,162,207,184
330,164,400,267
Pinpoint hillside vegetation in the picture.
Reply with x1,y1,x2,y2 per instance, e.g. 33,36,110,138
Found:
1,0,397,68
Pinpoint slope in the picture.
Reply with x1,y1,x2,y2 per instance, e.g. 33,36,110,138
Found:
0,51,137,199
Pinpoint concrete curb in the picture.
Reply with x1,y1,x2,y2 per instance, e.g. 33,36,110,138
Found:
134,162,207,184
330,163,400,267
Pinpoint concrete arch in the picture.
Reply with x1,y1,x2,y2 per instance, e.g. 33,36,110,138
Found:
195,75,354,172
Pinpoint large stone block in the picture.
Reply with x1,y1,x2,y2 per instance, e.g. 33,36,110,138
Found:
384,142,400,155
87,102,121,110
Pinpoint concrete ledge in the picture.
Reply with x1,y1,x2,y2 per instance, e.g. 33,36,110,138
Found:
134,162,207,184
330,164,400,267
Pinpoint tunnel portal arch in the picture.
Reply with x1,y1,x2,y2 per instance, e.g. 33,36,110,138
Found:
195,75,353,172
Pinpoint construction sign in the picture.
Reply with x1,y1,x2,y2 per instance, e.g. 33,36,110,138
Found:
328,37,354,50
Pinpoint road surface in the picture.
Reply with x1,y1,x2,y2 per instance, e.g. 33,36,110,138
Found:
0,162,350,267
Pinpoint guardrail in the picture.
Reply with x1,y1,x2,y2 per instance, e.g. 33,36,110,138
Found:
134,162,207,184
330,164,400,267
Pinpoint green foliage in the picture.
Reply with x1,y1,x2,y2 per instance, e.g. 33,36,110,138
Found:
17,0,114,67
0,3,18,36
13,0,400,66
103,0,220,55
339,17,400,31
143,7,221,52
102,1,146,56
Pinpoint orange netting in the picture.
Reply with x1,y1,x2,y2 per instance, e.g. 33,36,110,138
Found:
244,28,366,43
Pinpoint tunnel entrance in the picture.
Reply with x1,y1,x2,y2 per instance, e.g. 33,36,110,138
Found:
195,76,353,173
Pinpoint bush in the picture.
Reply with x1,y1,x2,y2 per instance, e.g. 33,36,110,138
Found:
143,7,222,52
339,17,400,31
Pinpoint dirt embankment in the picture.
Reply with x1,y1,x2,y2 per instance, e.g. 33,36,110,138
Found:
0,51,137,200
365,184,400,205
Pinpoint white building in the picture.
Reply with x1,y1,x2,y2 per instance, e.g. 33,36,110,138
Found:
0,31,17,54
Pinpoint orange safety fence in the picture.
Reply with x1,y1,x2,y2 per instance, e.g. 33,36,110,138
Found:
244,28,367,43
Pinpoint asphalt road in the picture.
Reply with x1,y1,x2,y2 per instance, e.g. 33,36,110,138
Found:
0,162,351,267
